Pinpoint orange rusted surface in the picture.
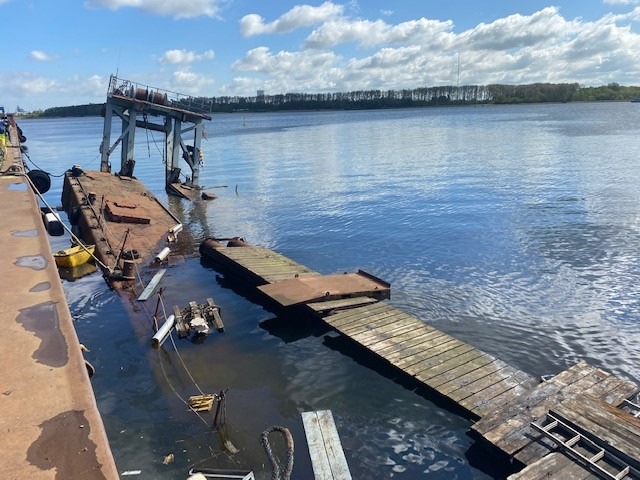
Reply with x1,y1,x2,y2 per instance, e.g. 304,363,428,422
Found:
257,271,391,307
0,122,119,479
62,170,180,279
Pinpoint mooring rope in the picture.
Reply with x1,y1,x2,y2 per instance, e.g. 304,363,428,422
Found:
158,292,207,397
261,426,295,480
20,172,111,272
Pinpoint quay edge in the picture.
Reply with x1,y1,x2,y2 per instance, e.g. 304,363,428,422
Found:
0,117,119,479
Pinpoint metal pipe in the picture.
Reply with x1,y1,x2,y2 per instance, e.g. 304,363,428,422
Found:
155,247,171,263
151,314,175,349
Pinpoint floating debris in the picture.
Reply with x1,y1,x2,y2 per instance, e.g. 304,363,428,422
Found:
188,394,216,412
162,453,174,465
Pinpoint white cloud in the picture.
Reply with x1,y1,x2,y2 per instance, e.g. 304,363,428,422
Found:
29,50,54,61
160,49,215,64
169,68,214,95
231,47,341,92
240,1,343,36
305,17,455,49
604,0,640,4
458,7,574,51
85,0,220,19
223,5,640,95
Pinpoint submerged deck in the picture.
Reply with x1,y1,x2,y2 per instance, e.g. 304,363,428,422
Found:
201,242,639,475
61,170,181,283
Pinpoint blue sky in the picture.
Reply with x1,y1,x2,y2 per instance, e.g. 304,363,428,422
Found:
2,0,640,110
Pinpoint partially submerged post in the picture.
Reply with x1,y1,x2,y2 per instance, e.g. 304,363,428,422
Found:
100,75,212,198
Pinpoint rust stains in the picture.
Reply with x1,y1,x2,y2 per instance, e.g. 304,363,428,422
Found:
29,282,52,292
27,410,107,480
16,301,68,367
15,254,48,271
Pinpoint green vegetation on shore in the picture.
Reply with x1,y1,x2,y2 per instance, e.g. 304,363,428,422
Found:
20,82,640,118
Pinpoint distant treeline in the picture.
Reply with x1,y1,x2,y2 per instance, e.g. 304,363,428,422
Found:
23,82,640,118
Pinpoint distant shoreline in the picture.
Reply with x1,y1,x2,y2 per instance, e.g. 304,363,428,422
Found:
16,82,640,119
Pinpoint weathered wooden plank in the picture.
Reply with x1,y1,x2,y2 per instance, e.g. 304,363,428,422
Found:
303,412,333,479
302,410,352,480
507,452,595,480
316,410,352,480
137,268,166,301
386,334,460,365
365,324,437,354
428,353,498,390
552,395,640,471
325,303,394,329
399,341,473,373
467,383,532,419
339,310,411,336
439,360,511,397
510,378,637,467
346,314,419,340
489,372,609,458
458,367,534,409
354,323,423,348
412,348,486,381
377,329,449,358
587,376,639,407
472,362,594,436
387,335,460,367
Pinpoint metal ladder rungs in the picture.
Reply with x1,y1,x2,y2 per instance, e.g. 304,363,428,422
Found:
590,449,605,463
614,466,629,480
621,399,640,418
541,419,558,432
566,433,581,448
532,413,632,480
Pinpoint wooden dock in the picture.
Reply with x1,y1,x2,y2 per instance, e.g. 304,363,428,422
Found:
201,243,540,418
199,241,640,476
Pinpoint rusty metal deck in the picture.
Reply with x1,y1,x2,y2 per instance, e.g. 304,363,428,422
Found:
61,170,180,278
257,270,390,307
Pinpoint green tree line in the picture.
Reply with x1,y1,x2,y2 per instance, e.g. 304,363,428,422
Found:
22,83,640,118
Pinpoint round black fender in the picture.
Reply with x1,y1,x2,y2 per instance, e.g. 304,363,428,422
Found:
27,169,51,194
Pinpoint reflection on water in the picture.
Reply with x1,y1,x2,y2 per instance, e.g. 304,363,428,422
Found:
19,102,640,478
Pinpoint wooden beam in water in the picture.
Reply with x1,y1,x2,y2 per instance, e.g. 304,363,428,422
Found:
302,410,352,480
137,269,166,301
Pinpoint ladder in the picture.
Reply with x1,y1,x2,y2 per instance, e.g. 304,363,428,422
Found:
532,412,635,480
621,398,640,418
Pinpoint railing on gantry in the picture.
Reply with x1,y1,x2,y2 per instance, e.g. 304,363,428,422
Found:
107,75,214,114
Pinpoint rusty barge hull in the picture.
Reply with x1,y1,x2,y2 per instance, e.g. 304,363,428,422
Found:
61,170,180,281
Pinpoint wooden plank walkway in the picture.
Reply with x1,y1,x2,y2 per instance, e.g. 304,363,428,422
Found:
204,246,318,284
321,302,538,418
302,411,352,480
203,245,539,419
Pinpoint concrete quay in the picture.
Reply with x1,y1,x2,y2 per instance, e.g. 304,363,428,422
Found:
0,118,118,479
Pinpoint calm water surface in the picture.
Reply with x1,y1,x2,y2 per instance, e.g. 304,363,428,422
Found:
20,102,640,478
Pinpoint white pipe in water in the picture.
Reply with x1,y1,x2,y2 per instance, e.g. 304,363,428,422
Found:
155,247,171,263
151,314,175,349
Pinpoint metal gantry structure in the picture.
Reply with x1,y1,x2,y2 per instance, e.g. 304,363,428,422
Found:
99,75,212,194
